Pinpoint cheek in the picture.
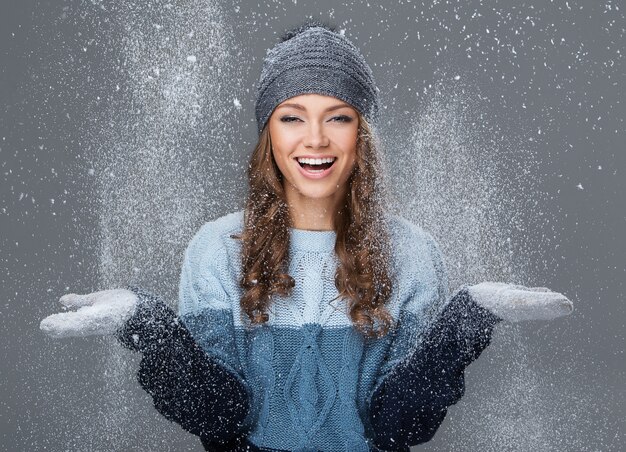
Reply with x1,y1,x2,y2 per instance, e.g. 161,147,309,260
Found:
269,135,286,168
340,134,358,168
271,146,295,183
271,149,288,176
339,126,358,152
270,128,296,163
343,155,357,180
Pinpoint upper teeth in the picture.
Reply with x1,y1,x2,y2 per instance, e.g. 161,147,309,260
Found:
297,157,336,165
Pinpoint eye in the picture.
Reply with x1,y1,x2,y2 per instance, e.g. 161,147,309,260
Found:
331,115,354,123
280,116,301,123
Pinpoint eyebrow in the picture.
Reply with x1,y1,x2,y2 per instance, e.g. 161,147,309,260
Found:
276,102,353,112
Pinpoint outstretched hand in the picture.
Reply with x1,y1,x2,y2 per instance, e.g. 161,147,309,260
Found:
40,289,138,338
467,282,574,323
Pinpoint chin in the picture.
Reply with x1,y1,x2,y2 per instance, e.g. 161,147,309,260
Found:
294,183,341,199
298,189,337,199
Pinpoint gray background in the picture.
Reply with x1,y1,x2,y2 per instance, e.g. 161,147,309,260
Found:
1,0,624,450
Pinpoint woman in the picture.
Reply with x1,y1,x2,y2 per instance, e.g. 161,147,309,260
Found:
40,21,573,452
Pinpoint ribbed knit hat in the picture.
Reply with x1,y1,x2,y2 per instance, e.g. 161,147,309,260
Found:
254,21,380,135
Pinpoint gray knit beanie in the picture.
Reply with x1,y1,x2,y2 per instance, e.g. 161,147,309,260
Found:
254,21,380,135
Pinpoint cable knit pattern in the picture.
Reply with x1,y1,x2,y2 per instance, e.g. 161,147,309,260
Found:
119,210,502,451
339,328,368,451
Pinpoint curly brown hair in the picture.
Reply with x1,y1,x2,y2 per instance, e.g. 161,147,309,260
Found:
230,113,396,339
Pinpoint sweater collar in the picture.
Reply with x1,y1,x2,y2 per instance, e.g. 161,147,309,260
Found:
289,227,336,253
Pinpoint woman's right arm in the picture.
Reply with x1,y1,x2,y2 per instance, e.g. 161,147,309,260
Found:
40,222,253,448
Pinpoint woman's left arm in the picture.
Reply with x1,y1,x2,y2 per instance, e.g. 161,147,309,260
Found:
368,235,574,451
368,286,501,451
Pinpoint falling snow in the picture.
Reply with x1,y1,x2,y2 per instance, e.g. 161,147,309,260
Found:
3,0,623,451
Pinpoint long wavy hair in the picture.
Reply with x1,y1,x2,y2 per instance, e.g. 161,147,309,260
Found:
230,113,396,339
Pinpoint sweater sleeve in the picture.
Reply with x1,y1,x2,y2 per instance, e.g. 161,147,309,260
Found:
114,224,252,448
367,234,503,451
176,224,246,382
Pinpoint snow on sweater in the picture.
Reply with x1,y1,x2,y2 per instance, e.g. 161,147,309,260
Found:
116,210,502,452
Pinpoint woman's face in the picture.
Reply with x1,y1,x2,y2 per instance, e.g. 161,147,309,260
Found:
268,93,359,204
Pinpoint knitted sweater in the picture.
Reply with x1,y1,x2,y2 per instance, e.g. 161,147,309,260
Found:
116,210,502,452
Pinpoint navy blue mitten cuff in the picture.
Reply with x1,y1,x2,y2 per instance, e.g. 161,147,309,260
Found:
114,285,180,353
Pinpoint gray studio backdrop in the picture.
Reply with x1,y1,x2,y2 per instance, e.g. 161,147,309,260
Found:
2,0,624,450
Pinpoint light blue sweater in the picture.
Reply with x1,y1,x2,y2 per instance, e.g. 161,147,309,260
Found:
176,209,454,451
117,209,501,451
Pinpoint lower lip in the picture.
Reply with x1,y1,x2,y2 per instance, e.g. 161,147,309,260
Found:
295,160,336,179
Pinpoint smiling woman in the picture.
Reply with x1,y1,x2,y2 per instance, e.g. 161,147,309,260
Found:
40,19,573,452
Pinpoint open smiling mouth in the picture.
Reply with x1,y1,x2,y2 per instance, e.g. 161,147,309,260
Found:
296,157,336,174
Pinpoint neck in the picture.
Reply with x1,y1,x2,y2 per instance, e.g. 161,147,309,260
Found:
285,186,347,231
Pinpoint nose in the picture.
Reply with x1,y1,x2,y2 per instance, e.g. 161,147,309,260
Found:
303,122,329,149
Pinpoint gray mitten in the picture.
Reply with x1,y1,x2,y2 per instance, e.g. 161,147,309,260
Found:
40,288,139,338
467,282,574,323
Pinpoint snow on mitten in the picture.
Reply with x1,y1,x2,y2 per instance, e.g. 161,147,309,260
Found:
467,282,573,323
40,288,139,338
